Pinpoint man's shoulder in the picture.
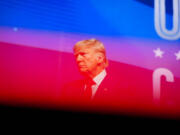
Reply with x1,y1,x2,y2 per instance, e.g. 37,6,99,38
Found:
101,70,130,87
60,79,85,98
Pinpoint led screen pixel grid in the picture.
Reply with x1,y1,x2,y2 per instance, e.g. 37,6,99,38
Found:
0,0,180,119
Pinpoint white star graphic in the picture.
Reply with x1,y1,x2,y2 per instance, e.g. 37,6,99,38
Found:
153,48,164,58
175,50,180,61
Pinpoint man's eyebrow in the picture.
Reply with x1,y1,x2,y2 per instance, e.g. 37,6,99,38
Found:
76,52,86,55
74,52,86,56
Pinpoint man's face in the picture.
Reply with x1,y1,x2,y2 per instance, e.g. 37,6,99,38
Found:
74,46,99,76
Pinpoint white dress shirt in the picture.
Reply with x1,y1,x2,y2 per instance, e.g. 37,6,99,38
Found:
84,69,107,99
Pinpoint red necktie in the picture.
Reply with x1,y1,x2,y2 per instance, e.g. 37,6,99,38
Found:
84,79,95,100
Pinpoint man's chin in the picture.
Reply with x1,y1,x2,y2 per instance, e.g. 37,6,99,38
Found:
79,70,88,74
79,69,89,76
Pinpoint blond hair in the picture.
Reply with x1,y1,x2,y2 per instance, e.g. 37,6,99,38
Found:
73,39,108,67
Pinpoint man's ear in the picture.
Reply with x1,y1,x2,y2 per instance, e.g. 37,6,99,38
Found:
96,53,104,63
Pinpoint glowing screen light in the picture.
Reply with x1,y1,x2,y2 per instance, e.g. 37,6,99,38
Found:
0,0,180,119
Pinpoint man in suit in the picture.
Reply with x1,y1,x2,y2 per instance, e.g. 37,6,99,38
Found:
61,39,133,109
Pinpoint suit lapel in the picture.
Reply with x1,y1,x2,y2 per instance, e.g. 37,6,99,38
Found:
93,74,111,100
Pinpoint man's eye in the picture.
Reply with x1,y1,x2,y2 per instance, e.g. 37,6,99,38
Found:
80,53,86,56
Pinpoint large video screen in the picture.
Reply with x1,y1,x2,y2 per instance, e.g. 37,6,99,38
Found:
0,0,180,119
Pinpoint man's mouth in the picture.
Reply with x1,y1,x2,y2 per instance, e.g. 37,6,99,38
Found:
79,65,86,68
78,63,86,67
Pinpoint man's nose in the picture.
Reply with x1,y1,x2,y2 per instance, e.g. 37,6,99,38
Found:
76,54,83,62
